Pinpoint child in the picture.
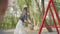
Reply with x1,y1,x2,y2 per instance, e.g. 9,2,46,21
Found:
14,6,29,34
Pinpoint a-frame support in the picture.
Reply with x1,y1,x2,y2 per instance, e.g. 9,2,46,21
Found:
38,0,60,34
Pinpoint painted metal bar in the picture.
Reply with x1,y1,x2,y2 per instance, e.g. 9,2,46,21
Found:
38,0,60,34
50,7,59,34
38,0,51,34
51,0,60,25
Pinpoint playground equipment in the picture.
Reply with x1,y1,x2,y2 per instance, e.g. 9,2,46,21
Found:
38,0,60,34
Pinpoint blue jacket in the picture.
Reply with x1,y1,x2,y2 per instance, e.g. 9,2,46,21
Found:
20,14,28,22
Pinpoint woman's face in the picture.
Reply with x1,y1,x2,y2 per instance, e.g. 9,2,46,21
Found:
0,0,8,21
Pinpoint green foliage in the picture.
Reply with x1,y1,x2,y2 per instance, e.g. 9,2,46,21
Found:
55,1,60,12
34,12,39,25
0,12,19,29
17,0,25,10
26,0,32,6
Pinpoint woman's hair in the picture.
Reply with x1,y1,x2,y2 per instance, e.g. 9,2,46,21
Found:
19,7,28,22
24,7,27,10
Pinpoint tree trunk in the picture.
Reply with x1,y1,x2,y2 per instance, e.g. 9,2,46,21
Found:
0,0,8,21
35,0,42,30
0,0,8,34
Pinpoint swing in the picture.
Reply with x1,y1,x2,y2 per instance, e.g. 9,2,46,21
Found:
38,0,60,34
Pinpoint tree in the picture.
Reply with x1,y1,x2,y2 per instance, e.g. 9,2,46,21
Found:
0,0,8,22
0,0,8,33
34,0,42,30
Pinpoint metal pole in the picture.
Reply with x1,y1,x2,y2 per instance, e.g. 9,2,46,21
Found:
51,0,60,26
38,0,60,34
50,7,59,34
38,0,51,34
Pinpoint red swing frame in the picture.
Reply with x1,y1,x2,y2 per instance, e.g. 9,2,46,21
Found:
38,0,60,34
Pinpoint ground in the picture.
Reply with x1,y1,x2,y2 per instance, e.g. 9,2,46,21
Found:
0,29,59,34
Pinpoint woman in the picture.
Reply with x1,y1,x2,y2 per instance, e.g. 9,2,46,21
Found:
14,19,26,34
14,6,30,34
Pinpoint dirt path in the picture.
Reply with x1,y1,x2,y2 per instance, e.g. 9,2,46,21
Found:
0,29,59,34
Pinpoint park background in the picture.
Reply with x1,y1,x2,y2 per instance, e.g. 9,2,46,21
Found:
0,0,60,34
